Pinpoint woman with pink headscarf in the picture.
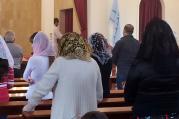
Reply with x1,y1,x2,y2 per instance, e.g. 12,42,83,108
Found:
23,31,55,100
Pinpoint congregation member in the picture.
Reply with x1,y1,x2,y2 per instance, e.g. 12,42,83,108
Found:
23,32,103,119
23,32,55,100
29,32,38,44
81,111,108,119
28,32,38,56
112,24,139,89
124,19,179,119
89,33,112,97
0,35,14,119
102,38,113,57
4,31,23,78
53,18,62,56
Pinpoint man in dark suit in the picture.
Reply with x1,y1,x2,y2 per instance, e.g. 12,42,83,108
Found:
112,24,140,89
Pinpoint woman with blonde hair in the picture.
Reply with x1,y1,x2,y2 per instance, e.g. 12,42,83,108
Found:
23,32,103,119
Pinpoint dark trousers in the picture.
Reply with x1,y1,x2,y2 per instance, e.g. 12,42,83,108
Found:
0,115,7,119
14,68,22,78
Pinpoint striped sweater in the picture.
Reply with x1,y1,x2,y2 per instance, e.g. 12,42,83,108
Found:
0,68,14,102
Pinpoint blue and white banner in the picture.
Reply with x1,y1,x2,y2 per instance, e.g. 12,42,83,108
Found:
110,0,121,45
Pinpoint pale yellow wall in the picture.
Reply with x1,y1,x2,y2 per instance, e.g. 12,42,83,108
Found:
1,0,178,56
54,0,81,33
41,0,54,38
88,0,110,38
163,0,179,44
0,0,41,56
88,0,140,45
88,0,179,45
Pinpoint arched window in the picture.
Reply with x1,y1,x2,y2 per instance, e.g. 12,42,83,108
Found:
139,0,162,41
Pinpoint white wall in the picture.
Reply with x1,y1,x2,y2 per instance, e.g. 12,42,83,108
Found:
88,0,179,44
87,0,109,38
88,0,140,45
41,0,179,44
41,0,54,39
163,0,179,44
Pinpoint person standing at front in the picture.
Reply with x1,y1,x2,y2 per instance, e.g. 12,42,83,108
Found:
112,24,139,89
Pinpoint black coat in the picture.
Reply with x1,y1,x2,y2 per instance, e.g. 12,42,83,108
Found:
112,35,139,79
124,60,179,116
92,56,112,97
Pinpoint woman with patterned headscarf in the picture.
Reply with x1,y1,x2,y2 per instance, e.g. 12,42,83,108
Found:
89,33,112,97
23,31,55,100
23,32,103,119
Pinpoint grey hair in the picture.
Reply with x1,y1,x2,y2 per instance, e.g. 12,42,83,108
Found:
4,31,15,42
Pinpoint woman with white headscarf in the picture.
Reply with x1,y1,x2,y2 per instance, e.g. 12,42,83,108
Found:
0,35,14,119
23,31,55,100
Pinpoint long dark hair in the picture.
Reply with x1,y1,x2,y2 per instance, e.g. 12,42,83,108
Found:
136,19,179,74
48,56,55,67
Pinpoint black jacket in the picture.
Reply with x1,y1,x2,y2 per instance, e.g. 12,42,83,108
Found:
92,56,112,97
124,60,179,116
112,35,139,78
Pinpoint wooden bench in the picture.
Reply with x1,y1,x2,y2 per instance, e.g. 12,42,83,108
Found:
109,90,124,97
9,86,123,96
9,93,26,101
9,90,124,101
23,106,132,119
0,100,52,115
9,93,127,107
9,88,124,97
9,87,28,93
13,75,116,90
0,98,129,115
14,78,26,82
14,82,29,87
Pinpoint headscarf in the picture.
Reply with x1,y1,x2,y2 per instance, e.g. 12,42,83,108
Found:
0,35,14,68
32,32,55,56
88,33,111,64
58,32,91,61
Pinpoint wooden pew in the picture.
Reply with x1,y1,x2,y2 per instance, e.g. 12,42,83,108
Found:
0,98,129,115
14,82,29,87
9,93,26,101
98,106,132,119
0,100,52,115
14,76,116,82
7,97,128,107
22,106,132,119
9,87,28,93
8,115,23,119
98,97,128,107
109,76,116,90
110,76,116,82
109,90,124,97
9,87,124,96
14,76,116,88
9,90,124,101
9,88,124,97
14,78,26,82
